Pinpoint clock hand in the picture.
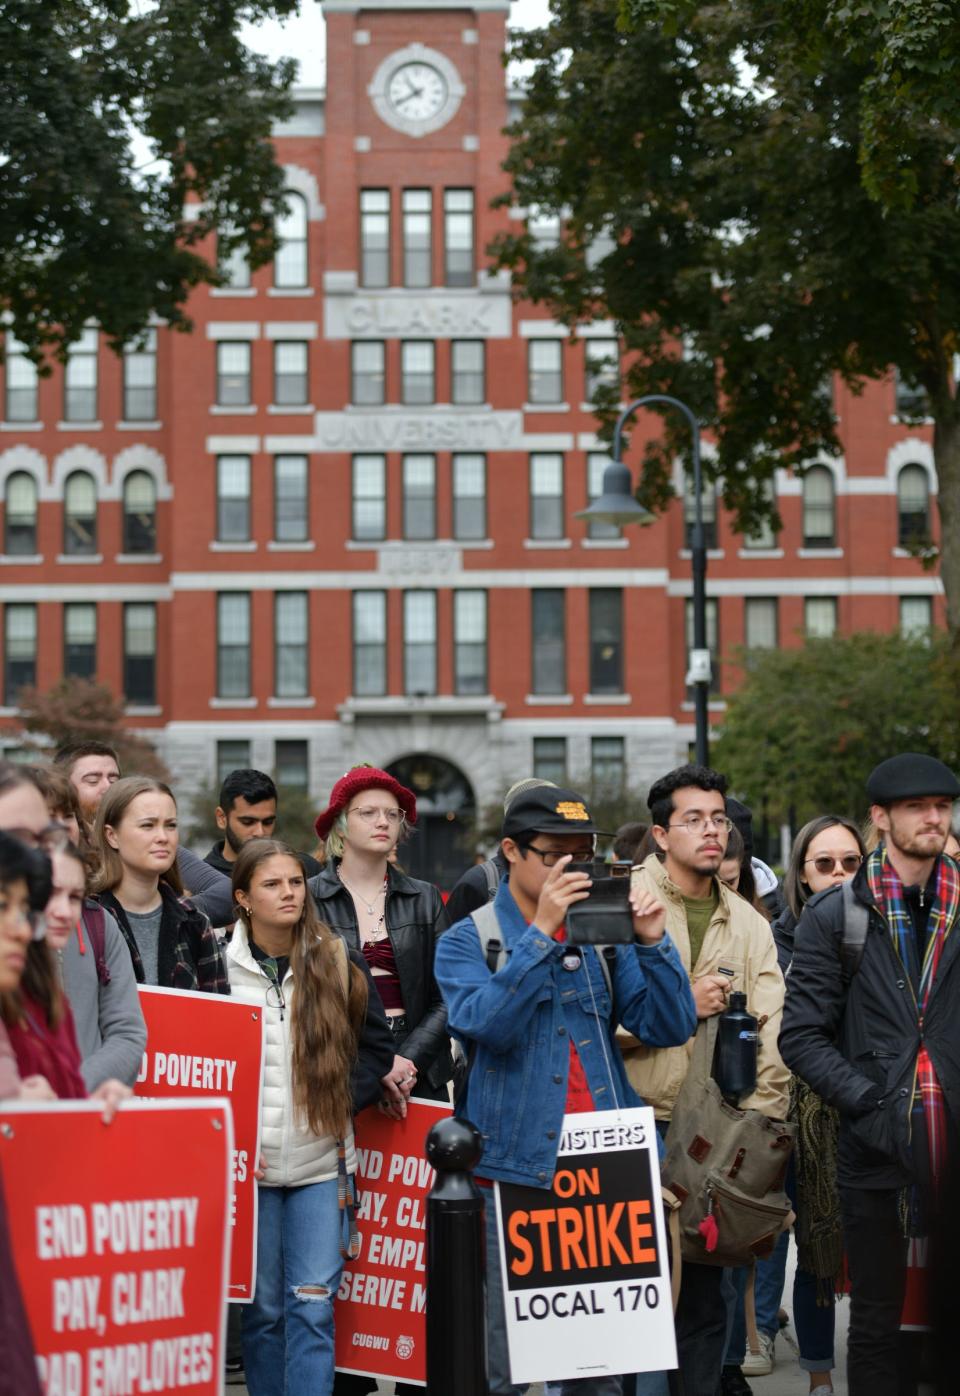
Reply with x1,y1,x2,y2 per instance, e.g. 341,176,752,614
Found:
395,87,423,107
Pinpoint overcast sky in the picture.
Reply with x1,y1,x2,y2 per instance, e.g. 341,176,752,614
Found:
240,0,552,88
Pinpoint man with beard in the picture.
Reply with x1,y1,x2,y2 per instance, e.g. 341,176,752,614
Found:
622,765,788,1396
781,753,960,1396
205,769,321,878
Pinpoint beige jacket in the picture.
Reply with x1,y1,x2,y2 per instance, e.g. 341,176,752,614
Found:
619,854,789,1121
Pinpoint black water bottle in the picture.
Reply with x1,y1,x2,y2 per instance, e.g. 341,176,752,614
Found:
715,991,758,1105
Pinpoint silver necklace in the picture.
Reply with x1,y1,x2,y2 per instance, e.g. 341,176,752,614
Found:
337,867,387,917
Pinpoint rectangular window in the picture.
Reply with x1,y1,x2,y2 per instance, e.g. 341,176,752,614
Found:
589,588,624,694
360,190,390,288
64,327,98,421
4,335,38,422
217,593,251,699
217,740,251,785
402,454,436,540
401,341,435,405
586,454,620,540
802,468,836,548
273,341,309,406
123,603,156,705
454,590,487,695
274,591,308,698
275,739,309,791
402,189,432,288
274,455,309,543
216,341,251,406
527,340,563,404
584,338,619,400
743,478,777,550
351,341,385,406
686,598,720,694
744,597,779,650
805,597,837,639
533,736,567,785
895,369,927,419
444,189,474,287
123,329,157,420
684,475,717,550
900,596,933,639
592,736,625,795
218,228,250,289
529,453,564,539
452,454,486,540
4,604,36,705
403,591,437,695
531,589,566,695
353,591,387,696
352,456,386,542
451,340,485,405
216,455,251,542
64,603,97,681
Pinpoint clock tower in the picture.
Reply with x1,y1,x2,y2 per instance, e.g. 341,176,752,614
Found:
320,0,512,290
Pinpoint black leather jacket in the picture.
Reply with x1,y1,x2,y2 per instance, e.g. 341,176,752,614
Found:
780,859,960,1190
307,860,452,1089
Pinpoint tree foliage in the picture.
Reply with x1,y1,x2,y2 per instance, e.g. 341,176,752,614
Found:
713,633,960,825
15,677,169,778
0,0,297,360
494,0,960,636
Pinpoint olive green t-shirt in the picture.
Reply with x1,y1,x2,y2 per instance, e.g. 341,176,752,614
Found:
681,890,719,970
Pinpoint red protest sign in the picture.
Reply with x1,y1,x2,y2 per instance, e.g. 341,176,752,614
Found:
335,1098,451,1387
0,1098,231,1396
135,985,264,1303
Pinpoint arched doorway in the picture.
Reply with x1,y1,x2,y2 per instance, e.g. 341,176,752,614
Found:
385,754,476,891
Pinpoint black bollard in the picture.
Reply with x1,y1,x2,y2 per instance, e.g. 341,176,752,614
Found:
425,1116,487,1396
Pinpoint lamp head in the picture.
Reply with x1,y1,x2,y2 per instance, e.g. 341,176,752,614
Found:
574,459,654,527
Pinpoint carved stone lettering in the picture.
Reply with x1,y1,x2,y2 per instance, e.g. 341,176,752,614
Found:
324,292,512,340
378,546,462,577
314,411,524,452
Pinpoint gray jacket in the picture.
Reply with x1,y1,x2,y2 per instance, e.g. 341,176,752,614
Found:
61,909,147,1090
177,846,234,928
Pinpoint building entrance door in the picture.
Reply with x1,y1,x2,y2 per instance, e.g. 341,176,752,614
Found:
385,754,476,892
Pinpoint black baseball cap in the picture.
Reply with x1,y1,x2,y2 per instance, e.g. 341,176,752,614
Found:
502,785,605,840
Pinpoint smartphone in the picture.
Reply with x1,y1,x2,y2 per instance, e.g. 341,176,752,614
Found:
565,860,635,944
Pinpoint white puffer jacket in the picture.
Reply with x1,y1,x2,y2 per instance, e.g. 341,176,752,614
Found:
226,921,356,1187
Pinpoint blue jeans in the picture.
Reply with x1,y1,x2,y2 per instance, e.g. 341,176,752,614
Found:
485,1195,625,1396
242,1179,348,1396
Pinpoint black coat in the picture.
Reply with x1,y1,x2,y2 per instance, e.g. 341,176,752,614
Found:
438,850,506,931
308,860,452,1089
779,860,960,1190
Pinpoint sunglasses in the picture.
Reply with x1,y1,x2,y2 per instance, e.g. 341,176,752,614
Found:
804,854,863,876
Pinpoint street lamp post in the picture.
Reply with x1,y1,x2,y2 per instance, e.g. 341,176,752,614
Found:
575,394,712,766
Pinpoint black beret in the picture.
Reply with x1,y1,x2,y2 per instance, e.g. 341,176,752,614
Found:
866,753,960,804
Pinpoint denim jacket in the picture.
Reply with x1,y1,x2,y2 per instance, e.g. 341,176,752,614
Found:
435,880,697,1188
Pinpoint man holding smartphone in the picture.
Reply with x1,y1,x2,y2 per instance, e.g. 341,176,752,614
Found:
436,784,697,1396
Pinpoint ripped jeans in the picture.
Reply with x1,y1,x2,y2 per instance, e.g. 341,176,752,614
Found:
243,1178,348,1396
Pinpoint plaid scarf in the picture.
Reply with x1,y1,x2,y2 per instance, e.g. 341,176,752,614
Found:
866,844,960,1210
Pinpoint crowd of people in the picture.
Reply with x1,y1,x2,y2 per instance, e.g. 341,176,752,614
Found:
0,740,958,1396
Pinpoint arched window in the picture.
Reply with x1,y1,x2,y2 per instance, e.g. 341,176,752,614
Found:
802,465,835,548
897,464,930,547
684,473,717,549
123,471,157,554
63,470,97,555
4,473,38,555
273,192,308,288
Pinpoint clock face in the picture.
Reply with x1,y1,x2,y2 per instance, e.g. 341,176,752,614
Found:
387,63,449,123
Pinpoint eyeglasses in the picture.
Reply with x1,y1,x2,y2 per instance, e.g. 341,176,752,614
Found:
524,844,596,868
348,806,403,825
667,814,733,835
0,897,46,942
804,854,863,875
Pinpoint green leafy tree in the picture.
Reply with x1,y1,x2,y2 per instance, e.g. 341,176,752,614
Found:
15,677,169,778
0,0,297,360
186,779,319,858
713,633,960,826
494,0,960,640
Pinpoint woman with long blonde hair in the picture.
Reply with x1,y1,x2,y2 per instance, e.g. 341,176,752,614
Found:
226,838,393,1396
91,776,226,992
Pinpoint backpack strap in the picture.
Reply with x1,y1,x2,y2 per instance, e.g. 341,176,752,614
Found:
840,880,870,982
82,903,111,987
471,900,506,972
481,857,501,903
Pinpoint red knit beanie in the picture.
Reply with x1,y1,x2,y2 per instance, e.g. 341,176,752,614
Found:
314,764,417,839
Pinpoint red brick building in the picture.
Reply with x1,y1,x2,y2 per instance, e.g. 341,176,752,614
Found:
0,0,943,880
